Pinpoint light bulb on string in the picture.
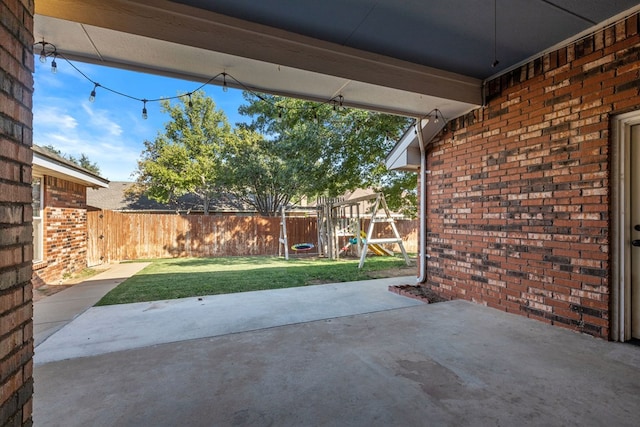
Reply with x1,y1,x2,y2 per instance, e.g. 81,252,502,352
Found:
222,73,228,92
188,93,193,108
39,49,46,63
142,100,148,120
51,54,58,74
89,83,99,103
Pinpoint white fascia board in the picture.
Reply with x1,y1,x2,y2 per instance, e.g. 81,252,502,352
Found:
386,119,447,171
33,153,109,188
386,146,421,172
386,123,418,171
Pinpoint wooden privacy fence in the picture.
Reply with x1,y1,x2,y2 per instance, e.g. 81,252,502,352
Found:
87,210,418,265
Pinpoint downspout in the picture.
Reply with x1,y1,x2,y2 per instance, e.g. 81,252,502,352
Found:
416,119,428,283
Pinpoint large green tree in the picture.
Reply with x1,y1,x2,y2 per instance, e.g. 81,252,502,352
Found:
134,90,416,217
220,127,300,216
238,93,416,216
134,91,235,214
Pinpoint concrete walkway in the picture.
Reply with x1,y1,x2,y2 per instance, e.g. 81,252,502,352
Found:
33,262,150,346
34,275,423,363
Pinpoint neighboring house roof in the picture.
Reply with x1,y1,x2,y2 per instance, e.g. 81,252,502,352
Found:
87,181,256,212
32,145,109,188
342,188,377,201
342,188,406,218
309,188,406,218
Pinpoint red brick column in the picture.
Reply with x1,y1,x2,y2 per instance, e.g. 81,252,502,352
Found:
0,0,35,425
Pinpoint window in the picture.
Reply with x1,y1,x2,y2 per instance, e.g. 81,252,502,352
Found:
32,177,43,262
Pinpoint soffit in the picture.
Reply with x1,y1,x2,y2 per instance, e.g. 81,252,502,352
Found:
33,0,640,120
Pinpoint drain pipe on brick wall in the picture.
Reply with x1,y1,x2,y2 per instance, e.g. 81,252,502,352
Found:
416,117,428,284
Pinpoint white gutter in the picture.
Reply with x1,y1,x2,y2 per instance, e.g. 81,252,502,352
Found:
386,116,450,283
416,118,428,283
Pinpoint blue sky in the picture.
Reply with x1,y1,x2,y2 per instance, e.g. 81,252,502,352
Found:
33,57,247,181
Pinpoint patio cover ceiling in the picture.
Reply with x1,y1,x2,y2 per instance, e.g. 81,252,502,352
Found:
34,0,640,121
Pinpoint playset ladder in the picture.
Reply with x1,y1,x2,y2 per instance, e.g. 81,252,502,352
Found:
358,193,410,269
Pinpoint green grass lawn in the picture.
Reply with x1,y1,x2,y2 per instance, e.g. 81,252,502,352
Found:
96,255,415,306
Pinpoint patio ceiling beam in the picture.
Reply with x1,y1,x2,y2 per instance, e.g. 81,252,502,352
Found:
35,0,482,108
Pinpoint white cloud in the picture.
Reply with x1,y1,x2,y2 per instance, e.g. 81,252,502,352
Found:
34,100,143,181
33,105,78,130
82,103,123,137
38,129,142,181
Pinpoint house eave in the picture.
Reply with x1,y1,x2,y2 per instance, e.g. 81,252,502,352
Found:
33,152,109,188
386,118,449,171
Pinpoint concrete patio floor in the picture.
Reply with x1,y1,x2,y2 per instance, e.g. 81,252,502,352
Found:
34,274,640,426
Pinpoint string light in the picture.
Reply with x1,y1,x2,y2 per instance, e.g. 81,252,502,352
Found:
434,108,445,124
89,83,99,102
33,40,349,121
416,109,449,136
37,40,56,64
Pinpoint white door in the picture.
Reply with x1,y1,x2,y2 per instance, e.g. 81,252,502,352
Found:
631,125,640,339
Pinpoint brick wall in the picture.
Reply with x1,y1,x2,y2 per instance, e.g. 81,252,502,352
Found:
34,177,88,284
424,13,640,339
0,0,34,425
